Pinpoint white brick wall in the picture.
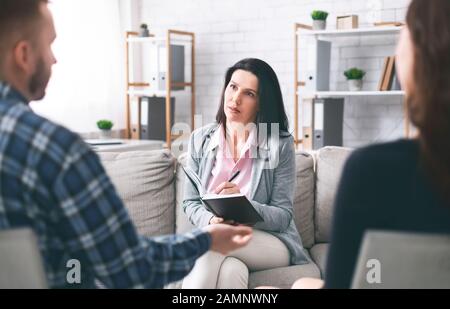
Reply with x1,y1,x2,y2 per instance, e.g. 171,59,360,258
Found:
138,0,410,148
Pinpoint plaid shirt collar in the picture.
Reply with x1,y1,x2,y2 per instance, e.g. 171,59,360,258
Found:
0,81,30,106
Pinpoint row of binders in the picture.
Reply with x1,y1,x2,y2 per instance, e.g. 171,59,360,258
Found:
378,56,401,91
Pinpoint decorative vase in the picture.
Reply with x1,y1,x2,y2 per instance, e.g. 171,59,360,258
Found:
313,20,326,30
99,129,112,139
348,79,363,91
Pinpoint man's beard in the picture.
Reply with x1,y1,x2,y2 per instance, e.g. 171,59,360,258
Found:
28,58,50,101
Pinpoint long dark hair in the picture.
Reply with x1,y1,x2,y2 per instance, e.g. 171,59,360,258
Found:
406,0,450,203
215,58,290,136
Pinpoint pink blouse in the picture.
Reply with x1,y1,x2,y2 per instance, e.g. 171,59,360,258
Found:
206,125,256,198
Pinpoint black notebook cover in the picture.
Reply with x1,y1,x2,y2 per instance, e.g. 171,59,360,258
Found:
201,194,264,225
181,165,263,225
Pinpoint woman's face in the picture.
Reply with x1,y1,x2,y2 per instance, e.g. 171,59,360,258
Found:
223,69,259,125
395,27,415,95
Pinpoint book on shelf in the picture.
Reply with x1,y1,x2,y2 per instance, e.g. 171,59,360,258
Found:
374,21,404,27
391,68,402,91
378,57,390,91
181,165,264,225
378,56,396,91
384,56,396,91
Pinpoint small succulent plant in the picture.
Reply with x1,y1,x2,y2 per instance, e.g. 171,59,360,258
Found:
344,67,366,80
97,120,113,130
311,10,329,21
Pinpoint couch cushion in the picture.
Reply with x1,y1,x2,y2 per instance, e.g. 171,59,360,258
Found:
293,151,315,249
309,243,329,278
315,147,352,243
248,262,321,289
98,150,176,237
175,153,196,233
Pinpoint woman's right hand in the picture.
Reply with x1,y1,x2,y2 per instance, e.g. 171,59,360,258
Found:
209,216,236,225
209,216,224,225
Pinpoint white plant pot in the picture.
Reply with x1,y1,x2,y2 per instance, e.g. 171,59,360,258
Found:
348,79,363,91
99,129,112,139
312,20,326,30
139,28,150,37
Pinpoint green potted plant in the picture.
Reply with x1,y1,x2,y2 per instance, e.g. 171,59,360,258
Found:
344,67,366,91
139,23,150,37
97,119,114,139
311,10,329,30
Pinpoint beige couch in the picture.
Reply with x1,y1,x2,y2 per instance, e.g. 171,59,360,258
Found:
98,146,352,289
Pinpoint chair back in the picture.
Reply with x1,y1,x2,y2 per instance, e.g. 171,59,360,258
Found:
0,228,48,289
351,230,450,289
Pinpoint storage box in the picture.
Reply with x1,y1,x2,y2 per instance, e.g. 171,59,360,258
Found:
336,15,359,29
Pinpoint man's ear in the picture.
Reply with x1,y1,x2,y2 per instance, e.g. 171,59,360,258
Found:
12,40,35,75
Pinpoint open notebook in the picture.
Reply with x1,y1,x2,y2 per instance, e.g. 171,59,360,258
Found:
181,165,263,225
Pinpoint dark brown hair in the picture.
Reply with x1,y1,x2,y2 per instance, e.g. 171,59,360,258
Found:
216,58,289,137
0,0,48,48
406,0,450,203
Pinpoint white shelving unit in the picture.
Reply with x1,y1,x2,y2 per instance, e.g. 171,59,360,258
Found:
125,30,195,149
294,23,407,148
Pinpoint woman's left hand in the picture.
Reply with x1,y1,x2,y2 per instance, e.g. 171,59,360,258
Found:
215,182,241,195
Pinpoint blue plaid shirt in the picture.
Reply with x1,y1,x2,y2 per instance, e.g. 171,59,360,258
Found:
0,81,210,288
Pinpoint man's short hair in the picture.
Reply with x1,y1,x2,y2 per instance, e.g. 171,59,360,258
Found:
0,0,49,48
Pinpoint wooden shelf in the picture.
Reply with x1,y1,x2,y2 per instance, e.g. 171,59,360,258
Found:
126,36,192,44
172,82,193,88
297,26,402,37
298,90,405,98
127,89,192,97
128,82,150,87
127,90,170,97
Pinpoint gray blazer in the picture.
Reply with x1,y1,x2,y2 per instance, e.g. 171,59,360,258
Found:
182,123,309,265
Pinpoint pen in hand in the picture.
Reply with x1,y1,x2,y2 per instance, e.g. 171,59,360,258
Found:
228,170,240,183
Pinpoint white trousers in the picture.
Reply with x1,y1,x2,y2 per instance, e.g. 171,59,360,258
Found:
182,229,290,289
